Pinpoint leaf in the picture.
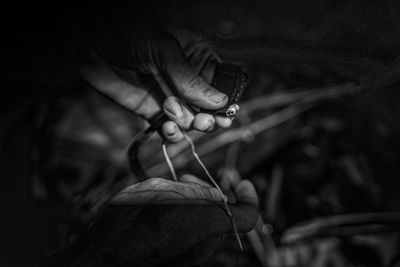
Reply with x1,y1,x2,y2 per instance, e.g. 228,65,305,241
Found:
110,177,225,205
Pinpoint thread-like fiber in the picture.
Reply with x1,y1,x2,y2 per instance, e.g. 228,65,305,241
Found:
183,133,243,250
162,142,178,182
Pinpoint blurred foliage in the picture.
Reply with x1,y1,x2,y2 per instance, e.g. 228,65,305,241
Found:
36,1,400,266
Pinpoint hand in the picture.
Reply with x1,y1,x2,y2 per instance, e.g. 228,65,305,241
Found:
79,21,233,143
47,176,259,267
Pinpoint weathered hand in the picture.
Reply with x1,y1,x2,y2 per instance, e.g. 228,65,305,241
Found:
79,22,233,143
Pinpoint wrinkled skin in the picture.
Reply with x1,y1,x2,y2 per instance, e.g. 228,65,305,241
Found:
80,19,233,144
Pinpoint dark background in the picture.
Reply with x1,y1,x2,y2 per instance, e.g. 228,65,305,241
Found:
1,1,400,266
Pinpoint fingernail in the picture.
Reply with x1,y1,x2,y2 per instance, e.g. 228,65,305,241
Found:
210,92,227,104
165,100,183,118
166,125,177,136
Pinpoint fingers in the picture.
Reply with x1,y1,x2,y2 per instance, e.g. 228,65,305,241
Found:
193,113,215,131
163,43,228,110
175,70,228,110
184,36,220,84
215,115,233,129
199,60,216,84
194,112,233,130
162,121,183,143
184,36,220,64
163,96,194,130
154,36,233,143
229,180,259,232
162,96,223,143
234,180,259,207
188,46,217,74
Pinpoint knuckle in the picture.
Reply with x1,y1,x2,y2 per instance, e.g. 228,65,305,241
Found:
185,75,205,93
201,86,214,98
195,115,215,131
180,120,192,130
163,96,177,108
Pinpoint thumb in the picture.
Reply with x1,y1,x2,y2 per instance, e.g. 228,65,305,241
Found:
163,42,228,110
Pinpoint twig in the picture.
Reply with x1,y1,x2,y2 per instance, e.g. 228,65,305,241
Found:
265,165,283,222
240,83,361,114
247,229,268,267
282,212,400,244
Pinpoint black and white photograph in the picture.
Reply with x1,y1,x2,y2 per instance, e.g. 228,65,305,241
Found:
1,1,400,266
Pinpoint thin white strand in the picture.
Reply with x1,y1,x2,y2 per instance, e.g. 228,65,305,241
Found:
183,133,243,250
162,142,178,182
